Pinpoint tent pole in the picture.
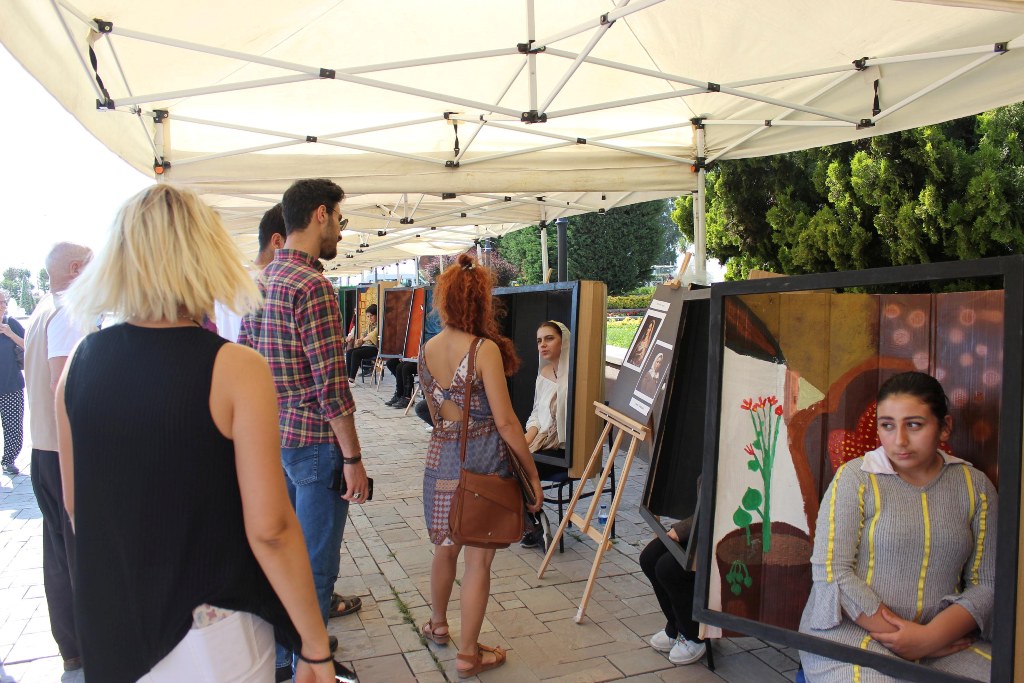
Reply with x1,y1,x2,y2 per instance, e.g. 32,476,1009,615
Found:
556,217,568,282
539,10,616,113
527,0,539,112
695,123,707,283
535,0,664,47
112,74,318,108
48,0,104,100
540,222,549,282
873,51,1002,123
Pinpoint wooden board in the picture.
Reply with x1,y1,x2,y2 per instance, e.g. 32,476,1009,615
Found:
379,287,415,357
403,288,426,361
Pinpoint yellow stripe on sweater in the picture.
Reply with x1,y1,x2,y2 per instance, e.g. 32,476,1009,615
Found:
826,465,845,583
971,493,989,585
866,474,881,586
962,465,976,518
853,635,872,683
915,492,931,622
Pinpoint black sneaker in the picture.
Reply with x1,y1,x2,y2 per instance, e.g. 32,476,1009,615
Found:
390,396,409,408
384,393,401,406
520,529,542,548
2,463,19,476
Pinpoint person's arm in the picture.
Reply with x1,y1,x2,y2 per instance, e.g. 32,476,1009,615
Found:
211,345,335,683
1,319,24,349
523,375,545,445
296,279,368,503
805,464,891,632
872,469,999,659
477,340,543,511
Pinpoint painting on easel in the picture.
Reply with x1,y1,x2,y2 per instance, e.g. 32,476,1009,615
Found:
695,257,1024,683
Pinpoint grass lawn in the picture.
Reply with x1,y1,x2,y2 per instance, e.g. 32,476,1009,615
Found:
606,318,640,349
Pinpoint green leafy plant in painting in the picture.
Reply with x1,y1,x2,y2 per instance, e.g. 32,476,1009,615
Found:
732,395,785,554
725,560,753,596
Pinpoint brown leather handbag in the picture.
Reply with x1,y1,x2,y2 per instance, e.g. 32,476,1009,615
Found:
448,338,524,549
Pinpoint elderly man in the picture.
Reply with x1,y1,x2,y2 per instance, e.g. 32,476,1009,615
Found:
24,241,92,673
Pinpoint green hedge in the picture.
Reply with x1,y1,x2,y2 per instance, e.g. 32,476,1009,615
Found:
608,293,653,310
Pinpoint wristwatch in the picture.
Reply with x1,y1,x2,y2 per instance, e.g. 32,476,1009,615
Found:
342,454,362,465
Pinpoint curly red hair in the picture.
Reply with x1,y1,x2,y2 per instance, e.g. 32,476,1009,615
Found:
434,253,520,375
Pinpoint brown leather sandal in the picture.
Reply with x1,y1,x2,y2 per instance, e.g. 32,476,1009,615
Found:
456,642,507,678
421,619,450,645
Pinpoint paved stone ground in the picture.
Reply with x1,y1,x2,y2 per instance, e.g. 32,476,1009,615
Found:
0,370,803,683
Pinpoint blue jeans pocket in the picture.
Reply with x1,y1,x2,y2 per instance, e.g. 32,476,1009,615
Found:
282,444,320,487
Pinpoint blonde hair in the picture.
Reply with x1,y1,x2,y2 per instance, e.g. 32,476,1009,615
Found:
65,183,260,326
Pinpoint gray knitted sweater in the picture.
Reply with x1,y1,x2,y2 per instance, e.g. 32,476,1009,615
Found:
799,449,996,682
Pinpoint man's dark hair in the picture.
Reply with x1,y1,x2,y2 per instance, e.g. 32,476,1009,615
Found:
257,204,286,252
281,178,344,235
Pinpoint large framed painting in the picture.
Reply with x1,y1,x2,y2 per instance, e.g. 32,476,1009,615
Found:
379,287,416,358
492,281,606,477
337,286,358,337
693,256,1023,683
403,288,427,361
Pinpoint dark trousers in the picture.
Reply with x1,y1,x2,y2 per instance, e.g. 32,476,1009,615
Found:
30,449,80,660
386,359,418,398
414,399,433,426
638,535,701,642
345,345,378,380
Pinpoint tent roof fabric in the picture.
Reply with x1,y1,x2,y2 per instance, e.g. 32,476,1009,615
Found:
4,1,1024,270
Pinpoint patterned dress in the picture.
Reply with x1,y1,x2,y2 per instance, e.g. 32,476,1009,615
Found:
799,448,996,682
419,338,512,545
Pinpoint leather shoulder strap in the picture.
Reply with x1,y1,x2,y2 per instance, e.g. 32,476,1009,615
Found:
458,337,482,465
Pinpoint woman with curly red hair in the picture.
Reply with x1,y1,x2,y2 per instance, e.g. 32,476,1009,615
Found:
418,254,543,678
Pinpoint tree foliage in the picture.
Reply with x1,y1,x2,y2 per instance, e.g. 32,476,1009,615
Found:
672,104,1024,279
1,267,36,315
420,247,519,286
498,199,681,294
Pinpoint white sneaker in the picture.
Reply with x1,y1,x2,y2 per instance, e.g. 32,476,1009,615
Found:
669,637,706,665
649,629,675,653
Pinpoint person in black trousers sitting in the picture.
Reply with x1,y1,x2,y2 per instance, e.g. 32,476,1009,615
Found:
345,304,378,380
639,514,707,666
384,359,417,408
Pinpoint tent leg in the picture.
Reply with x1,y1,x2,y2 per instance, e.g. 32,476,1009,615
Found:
540,222,550,282
694,122,707,283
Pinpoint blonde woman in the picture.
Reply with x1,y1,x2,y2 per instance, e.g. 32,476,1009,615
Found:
56,185,340,683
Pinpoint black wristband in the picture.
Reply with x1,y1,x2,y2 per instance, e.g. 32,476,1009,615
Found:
297,649,333,664
342,454,362,465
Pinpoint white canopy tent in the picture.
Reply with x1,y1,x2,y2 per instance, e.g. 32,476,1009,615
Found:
4,0,1024,276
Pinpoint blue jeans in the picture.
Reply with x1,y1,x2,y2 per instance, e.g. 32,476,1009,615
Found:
275,442,349,670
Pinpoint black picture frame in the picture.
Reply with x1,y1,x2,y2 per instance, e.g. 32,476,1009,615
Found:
693,255,1023,683
493,282,580,471
637,288,711,522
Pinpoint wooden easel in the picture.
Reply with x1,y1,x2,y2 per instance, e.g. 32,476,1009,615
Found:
537,401,649,623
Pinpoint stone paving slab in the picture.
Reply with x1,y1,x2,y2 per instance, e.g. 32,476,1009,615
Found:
0,370,803,682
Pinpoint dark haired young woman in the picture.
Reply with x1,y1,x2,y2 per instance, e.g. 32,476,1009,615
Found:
417,254,543,678
799,372,996,682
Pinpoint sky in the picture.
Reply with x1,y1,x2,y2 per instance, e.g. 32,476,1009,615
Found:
0,44,150,276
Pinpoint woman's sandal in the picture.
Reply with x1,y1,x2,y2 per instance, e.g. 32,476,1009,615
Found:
421,620,450,645
456,642,507,678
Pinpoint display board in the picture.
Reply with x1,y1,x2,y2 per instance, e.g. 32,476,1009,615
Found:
492,281,606,478
379,287,415,358
637,288,710,523
693,256,1023,683
609,284,704,425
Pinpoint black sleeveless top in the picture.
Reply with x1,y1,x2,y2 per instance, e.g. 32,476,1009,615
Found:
65,324,299,682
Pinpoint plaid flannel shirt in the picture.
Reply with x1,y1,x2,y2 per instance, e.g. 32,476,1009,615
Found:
238,249,354,447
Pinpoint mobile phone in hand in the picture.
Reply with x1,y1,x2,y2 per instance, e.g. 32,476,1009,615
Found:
341,476,373,501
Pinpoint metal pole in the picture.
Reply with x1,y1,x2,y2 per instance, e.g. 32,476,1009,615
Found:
540,222,549,282
556,217,568,282
695,123,707,283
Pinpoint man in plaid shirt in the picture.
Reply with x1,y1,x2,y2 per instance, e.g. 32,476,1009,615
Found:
239,179,366,682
